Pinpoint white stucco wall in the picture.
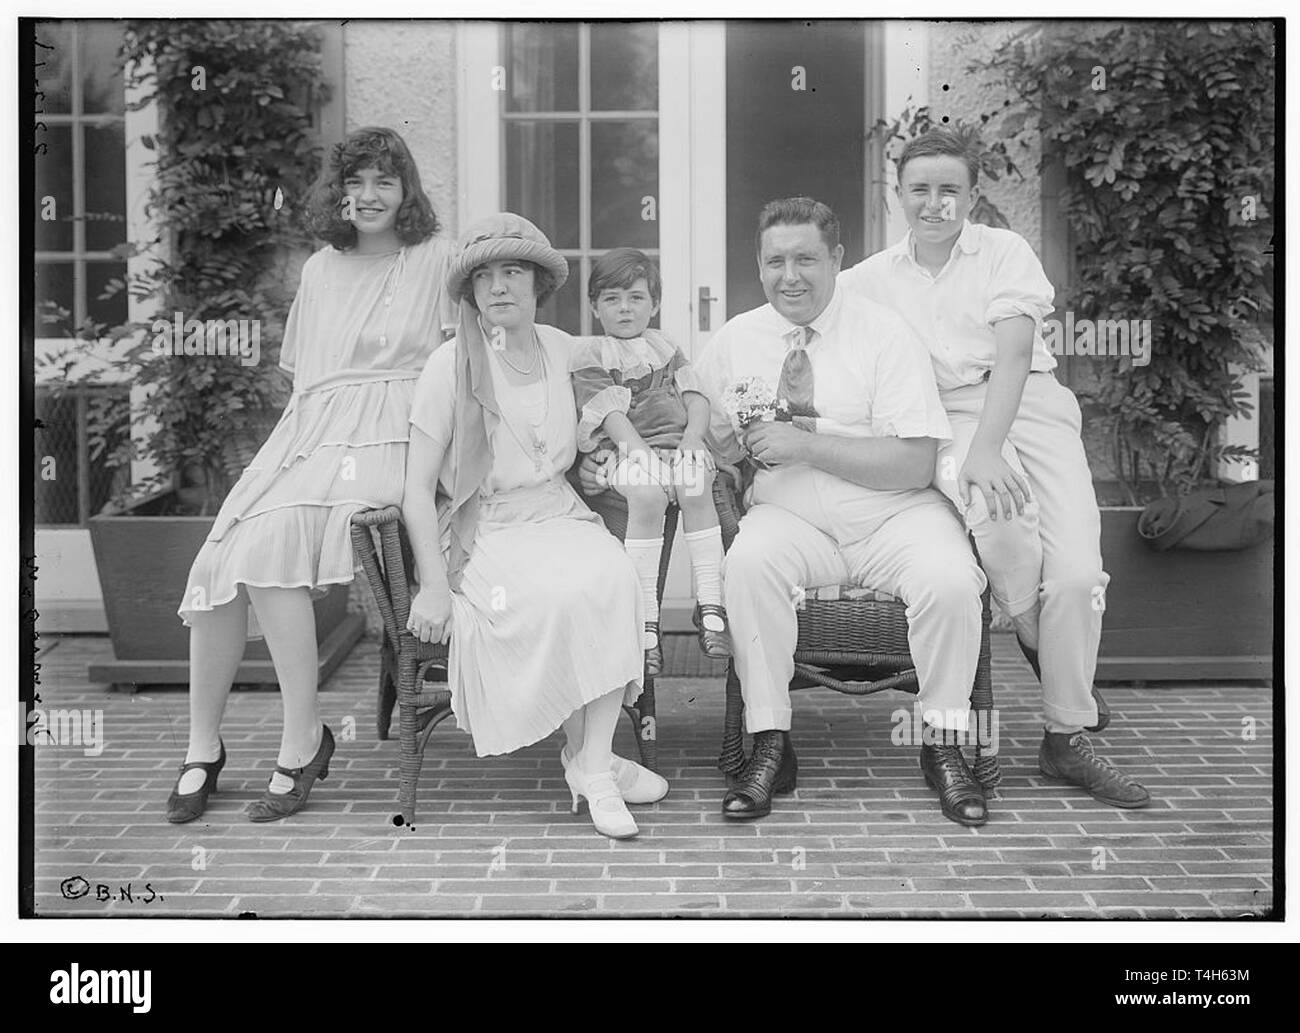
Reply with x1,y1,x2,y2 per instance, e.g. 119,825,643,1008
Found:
343,21,460,235
927,21,1043,252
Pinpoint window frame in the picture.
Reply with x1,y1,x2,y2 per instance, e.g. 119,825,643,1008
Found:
496,22,661,335
34,20,129,332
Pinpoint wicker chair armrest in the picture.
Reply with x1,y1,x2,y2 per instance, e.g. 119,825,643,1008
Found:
351,508,404,651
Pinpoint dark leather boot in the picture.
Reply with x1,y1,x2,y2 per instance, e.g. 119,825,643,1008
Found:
1039,731,1150,808
722,730,796,820
920,732,988,827
1017,638,1111,733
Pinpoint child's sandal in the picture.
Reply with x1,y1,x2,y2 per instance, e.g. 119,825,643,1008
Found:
644,621,663,678
694,603,732,660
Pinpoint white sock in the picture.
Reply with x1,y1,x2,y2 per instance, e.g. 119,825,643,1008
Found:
624,537,663,644
684,526,725,630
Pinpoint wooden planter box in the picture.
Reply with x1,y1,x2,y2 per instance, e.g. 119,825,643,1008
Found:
1097,506,1273,682
86,492,364,689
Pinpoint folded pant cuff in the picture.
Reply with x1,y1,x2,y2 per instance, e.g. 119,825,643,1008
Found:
1043,701,1098,727
743,706,792,734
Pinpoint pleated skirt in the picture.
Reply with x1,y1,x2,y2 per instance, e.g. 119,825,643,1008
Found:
447,479,645,756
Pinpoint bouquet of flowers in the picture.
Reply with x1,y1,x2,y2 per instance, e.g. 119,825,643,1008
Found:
718,376,790,436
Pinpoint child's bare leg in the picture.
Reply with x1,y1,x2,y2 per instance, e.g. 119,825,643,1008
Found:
617,482,669,646
178,589,249,793
246,585,322,794
676,464,726,628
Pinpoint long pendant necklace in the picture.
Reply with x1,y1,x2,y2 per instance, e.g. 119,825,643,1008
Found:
491,329,551,472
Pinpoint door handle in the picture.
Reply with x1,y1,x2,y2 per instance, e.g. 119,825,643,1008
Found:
698,286,719,331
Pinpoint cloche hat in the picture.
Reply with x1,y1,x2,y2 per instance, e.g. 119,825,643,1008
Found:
446,212,569,304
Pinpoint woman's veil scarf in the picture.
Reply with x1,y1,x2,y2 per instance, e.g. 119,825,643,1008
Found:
445,298,501,590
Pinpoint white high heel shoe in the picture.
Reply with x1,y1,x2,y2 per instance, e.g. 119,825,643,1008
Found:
560,746,669,805
564,765,639,839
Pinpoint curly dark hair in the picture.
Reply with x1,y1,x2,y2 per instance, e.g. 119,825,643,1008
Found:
303,126,440,249
461,261,563,312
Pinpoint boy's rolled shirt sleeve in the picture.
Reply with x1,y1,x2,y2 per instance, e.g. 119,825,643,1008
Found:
984,234,1055,326
867,314,953,442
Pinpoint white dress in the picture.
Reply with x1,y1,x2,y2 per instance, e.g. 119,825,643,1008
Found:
409,325,645,757
178,236,456,635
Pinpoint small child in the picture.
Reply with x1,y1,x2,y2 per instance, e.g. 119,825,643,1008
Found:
571,248,730,675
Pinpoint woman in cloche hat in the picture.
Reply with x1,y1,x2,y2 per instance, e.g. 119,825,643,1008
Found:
402,213,670,839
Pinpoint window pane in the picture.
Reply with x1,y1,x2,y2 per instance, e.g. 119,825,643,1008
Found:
35,389,81,525
86,261,128,328
536,257,581,335
504,23,578,112
591,121,658,250
590,23,657,111
84,124,127,250
505,120,580,249
80,21,125,114
35,125,74,251
34,22,73,114
35,261,75,332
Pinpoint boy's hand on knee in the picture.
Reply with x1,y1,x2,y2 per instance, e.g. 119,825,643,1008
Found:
959,445,1031,521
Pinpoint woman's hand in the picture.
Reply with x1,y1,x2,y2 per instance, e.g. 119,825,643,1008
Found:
958,445,1031,521
408,584,454,644
577,448,614,496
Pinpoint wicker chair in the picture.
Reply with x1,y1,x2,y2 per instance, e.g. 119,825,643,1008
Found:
350,498,676,825
710,471,1002,791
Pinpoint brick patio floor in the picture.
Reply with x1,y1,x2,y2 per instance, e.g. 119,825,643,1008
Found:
31,632,1274,919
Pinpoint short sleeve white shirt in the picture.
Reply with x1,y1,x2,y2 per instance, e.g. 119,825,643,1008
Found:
838,221,1057,391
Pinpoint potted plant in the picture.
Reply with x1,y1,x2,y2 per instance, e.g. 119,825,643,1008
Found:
39,20,364,688
872,21,1275,680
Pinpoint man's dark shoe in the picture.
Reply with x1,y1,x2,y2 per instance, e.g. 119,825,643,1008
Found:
1039,731,1150,808
1017,638,1111,733
920,739,988,827
722,730,796,820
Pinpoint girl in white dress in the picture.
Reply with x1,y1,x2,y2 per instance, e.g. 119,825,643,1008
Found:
167,127,456,824
403,213,669,839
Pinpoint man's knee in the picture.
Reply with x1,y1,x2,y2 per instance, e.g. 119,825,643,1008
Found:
1042,564,1108,610
904,548,986,611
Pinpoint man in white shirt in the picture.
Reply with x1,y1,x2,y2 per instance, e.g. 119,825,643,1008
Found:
690,197,991,825
838,128,1149,810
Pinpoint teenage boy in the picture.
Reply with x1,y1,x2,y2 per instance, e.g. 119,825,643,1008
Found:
838,128,1149,808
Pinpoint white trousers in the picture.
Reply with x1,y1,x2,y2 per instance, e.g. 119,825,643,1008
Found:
723,492,986,734
934,372,1107,729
